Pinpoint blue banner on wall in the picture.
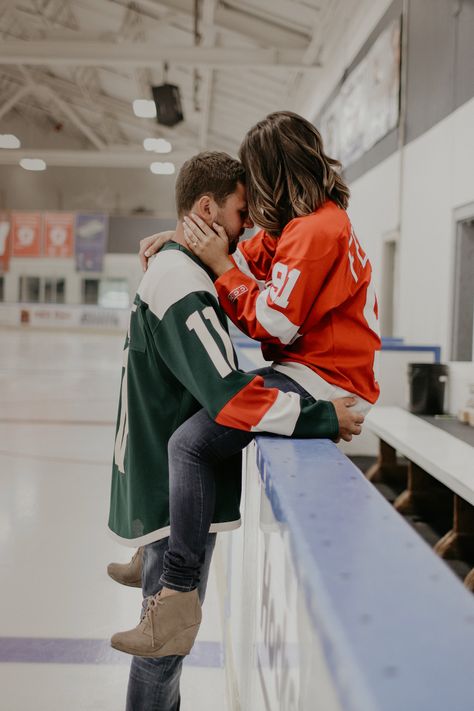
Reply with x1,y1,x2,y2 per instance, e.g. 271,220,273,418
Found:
75,213,109,272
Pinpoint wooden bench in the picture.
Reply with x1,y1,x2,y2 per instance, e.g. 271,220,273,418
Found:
365,406,474,589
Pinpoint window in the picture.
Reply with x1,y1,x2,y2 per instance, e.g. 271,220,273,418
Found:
380,236,398,338
19,276,41,303
82,279,99,305
56,279,65,304
19,276,66,304
98,278,129,309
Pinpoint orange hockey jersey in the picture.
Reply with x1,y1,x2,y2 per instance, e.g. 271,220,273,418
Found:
215,200,381,404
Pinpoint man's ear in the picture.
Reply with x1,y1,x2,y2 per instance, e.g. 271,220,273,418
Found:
194,195,218,224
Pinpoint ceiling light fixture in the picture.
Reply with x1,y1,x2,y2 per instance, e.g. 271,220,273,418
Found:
143,138,172,153
20,158,47,171
150,161,175,175
0,134,21,149
133,99,157,118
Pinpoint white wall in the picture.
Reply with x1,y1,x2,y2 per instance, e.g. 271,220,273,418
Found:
0,164,176,215
347,96,474,359
447,361,474,415
348,151,401,300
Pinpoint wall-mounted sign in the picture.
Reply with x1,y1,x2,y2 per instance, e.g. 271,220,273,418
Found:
75,213,109,272
44,213,75,258
11,212,43,257
0,212,11,272
319,18,401,168
0,303,129,330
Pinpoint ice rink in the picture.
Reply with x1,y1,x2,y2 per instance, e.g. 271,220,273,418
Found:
0,327,228,711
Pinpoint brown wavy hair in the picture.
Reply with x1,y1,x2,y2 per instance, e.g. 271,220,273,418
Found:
239,111,350,236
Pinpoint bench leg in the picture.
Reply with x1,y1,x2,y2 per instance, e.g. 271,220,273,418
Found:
434,496,474,560
394,462,452,520
366,439,407,484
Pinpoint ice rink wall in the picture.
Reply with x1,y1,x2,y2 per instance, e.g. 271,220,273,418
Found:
215,435,474,711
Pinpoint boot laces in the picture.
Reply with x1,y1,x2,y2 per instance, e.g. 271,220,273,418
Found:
144,592,164,647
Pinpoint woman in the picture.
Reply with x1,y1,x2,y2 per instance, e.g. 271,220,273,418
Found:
117,111,379,656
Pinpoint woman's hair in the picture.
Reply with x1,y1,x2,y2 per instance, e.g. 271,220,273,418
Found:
239,111,350,235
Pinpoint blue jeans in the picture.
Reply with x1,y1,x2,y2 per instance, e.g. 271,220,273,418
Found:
125,533,216,711
160,367,310,591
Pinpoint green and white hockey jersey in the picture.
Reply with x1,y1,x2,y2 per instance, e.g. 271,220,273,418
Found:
108,242,339,546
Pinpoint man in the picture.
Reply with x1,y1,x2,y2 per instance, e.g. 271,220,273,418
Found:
108,151,362,710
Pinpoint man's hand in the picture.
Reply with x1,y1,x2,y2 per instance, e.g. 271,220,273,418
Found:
332,397,364,442
182,214,234,277
139,231,175,272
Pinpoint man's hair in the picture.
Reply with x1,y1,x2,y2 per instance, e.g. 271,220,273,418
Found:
239,111,350,236
175,151,246,217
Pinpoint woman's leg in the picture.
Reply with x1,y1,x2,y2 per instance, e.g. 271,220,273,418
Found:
160,368,311,592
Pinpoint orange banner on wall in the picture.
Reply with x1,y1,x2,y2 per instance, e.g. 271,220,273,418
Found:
0,212,11,272
44,212,74,257
11,212,42,257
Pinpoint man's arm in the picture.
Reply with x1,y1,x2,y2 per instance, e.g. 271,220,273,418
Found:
150,290,362,441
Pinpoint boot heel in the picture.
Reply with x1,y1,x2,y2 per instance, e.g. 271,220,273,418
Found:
159,623,201,657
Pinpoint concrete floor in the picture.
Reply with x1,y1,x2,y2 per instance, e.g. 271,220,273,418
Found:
0,327,229,711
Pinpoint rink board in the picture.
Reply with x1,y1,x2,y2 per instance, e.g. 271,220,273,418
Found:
217,438,474,711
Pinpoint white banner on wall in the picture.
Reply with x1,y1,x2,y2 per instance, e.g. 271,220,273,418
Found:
0,304,129,331
320,18,401,168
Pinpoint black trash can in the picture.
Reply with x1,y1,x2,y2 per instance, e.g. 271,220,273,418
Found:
407,363,448,415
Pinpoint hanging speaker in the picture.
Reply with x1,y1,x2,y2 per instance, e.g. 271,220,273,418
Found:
151,84,184,127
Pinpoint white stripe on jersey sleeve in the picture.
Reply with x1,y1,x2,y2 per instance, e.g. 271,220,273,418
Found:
256,288,300,344
233,247,265,291
251,389,300,436
138,249,217,320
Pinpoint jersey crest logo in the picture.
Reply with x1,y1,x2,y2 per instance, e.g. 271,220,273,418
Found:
228,284,248,302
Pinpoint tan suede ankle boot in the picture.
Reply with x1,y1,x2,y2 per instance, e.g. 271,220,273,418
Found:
110,588,201,658
107,547,143,588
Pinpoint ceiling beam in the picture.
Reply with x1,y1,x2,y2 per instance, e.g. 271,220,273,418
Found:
0,147,192,168
37,84,106,149
214,73,285,106
221,0,319,37
288,0,343,108
0,84,30,121
291,0,388,118
198,0,217,150
0,40,319,69
126,0,310,47
0,66,198,144
4,63,107,149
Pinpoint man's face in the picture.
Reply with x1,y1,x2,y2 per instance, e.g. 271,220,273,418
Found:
214,182,254,253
